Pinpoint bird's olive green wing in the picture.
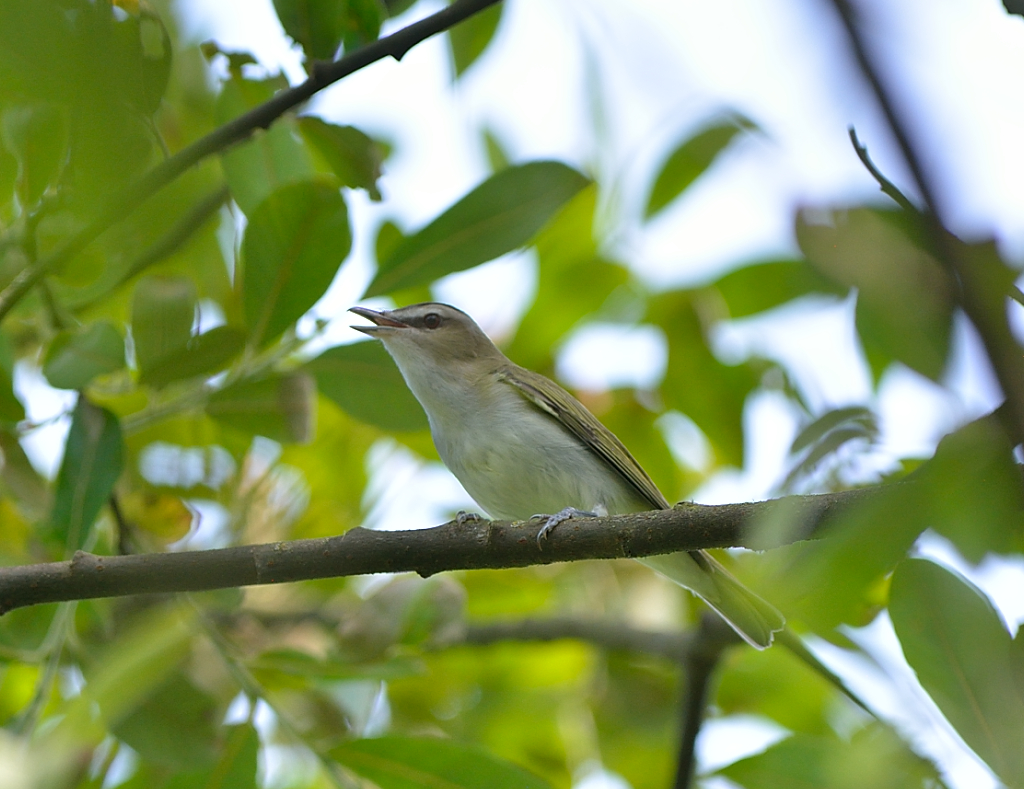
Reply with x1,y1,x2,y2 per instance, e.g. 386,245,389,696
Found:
498,365,670,510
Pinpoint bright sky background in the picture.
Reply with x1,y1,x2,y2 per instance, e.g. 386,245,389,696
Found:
18,0,1024,787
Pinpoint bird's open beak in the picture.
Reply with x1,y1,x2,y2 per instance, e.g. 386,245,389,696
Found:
349,306,409,335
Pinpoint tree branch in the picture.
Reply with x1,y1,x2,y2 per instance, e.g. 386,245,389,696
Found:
0,488,874,614
830,0,1024,444
0,0,503,325
674,615,735,789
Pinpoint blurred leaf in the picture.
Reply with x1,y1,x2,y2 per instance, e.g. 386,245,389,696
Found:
131,275,196,377
164,724,258,789
717,642,835,735
782,425,873,490
782,407,878,490
649,290,759,467
52,605,194,750
242,179,351,346
0,366,24,423
0,430,49,519
274,0,382,60
773,413,1019,631
43,322,126,390
308,340,428,432
112,672,218,769
115,488,192,545
1004,0,1024,17
367,161,589,297
331,736,553,789
719,724,940,788
0,0,164,201
449,3,503,76
279,396,375,538
139,326,247,389
791,407,876,454
913,415,1024,560
645,116,755,220
51,399,124,551
769,481,921,631
299,116,385,199
215,74,317,214
375,219,406,264
0,103,68,207
712,259,846,319
482,127,510,174
797,208,954,381
504,185,628,372
206,373,316,443
250,649,422,683
890,559,1024,786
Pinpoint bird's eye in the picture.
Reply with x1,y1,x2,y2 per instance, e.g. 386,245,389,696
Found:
423,313,441,329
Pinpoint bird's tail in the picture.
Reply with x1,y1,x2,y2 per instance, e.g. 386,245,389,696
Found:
639,550,784,649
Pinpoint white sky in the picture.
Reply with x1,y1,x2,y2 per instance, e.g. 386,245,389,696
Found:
20,0,1024,787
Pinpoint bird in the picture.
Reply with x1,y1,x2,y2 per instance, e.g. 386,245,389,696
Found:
350,301,784,648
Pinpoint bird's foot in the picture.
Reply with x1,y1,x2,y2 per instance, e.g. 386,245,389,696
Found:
455,511,484,526
531,507,598,548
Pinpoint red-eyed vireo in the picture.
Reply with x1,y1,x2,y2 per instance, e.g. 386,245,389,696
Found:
351,302,784,648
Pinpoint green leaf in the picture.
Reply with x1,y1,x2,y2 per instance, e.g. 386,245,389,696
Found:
43,322,126,390
890,559,1024,786
131,275,197,377
274,0,382,60
449,3,503,76
51,606,195,748
112,672,218,769
162,725,258,789
139,326,247,389
0,103,68,208
215,75,317,215
242,179,351,346
711,259,844,318
782,424,874,490
719,725,940,789
308,341,428,432
912,415,1024,560
367,161,590,297
791,406,877,454
51,398,123,551
797,208,954,381
331,736,553,789
206,373,316,443
502,185,627,372
771,413,1021,632
0,366,24,423
649,289,759,467
644,116,756,220
299,116,385,199
0,430,49,520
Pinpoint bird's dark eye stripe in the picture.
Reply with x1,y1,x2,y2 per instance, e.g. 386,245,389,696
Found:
423,313,441,328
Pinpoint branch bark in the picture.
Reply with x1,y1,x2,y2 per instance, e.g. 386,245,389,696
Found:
0,0,503,324
0,488,874,615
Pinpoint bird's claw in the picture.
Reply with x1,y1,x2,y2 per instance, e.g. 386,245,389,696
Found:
455,510,484,526
533,507,598,549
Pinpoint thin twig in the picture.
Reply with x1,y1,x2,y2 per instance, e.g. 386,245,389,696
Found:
847,127,916,212
0,0,503,325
